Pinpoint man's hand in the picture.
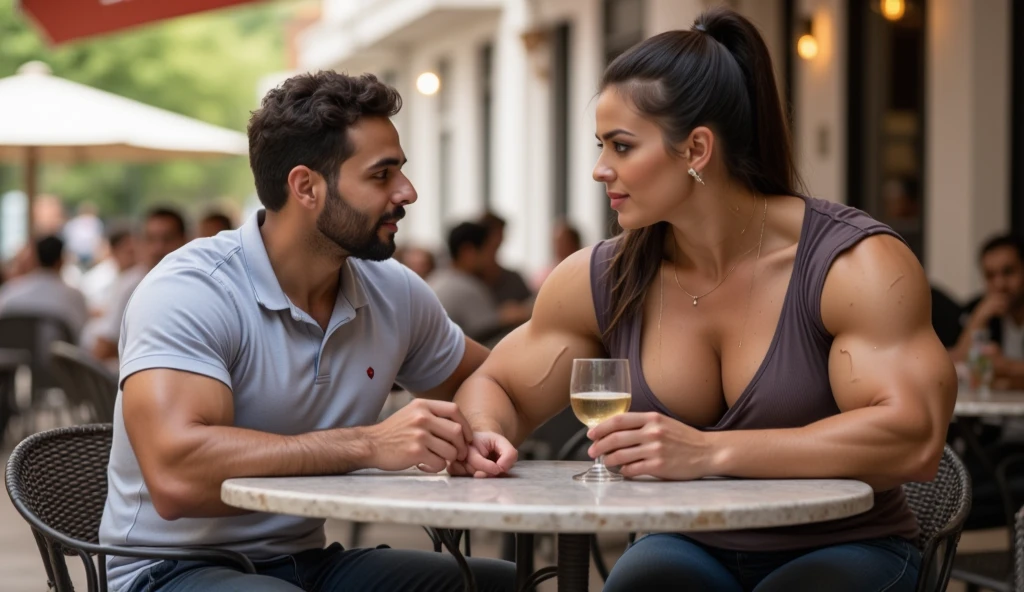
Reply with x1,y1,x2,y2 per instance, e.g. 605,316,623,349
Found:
973,293,1010,326
588,412,712,480
363,399,474,473
448,431,518,478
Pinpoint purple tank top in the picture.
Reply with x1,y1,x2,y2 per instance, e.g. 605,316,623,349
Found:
590,196,919,551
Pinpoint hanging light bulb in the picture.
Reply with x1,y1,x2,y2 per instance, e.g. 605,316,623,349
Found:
416,72,440,96
796,19,818,61
880,0,906,21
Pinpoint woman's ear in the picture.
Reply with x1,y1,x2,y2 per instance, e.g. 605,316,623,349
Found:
685,126,714,174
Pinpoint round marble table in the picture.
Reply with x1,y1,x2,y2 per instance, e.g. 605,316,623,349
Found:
955,389,1024,417
223,461,873,592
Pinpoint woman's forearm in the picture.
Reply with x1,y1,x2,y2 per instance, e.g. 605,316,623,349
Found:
454,374,531,443
707,405,942,491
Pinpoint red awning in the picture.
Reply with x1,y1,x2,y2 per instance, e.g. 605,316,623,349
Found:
18,0,261,45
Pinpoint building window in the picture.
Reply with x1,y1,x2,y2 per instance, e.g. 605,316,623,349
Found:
552,24,571,220
479,43,493,211
846,0,927,260
1012,2,1024,235
437,57,452,221
603,0,645,65
602,0,645,237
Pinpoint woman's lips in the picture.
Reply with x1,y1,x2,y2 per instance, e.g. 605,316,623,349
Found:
608,192,629,210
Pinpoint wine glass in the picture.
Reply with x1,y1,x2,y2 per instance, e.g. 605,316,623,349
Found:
568,358,632,482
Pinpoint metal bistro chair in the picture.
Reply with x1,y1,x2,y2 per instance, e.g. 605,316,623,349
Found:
5,423,255,592
0,314,74,435
904,445,973,592
1017,506,1024,592
49,341,118,424
951,452,1024,591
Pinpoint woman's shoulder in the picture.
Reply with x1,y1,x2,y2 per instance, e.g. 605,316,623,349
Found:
530,246,602,336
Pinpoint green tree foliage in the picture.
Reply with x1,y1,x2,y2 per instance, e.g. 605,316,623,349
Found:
0,0,295,217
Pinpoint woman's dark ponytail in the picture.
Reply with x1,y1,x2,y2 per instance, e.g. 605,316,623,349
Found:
601,7,799,338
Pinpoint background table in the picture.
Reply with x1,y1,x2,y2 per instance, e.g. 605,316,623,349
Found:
223,461,874,591
955,389,1024,418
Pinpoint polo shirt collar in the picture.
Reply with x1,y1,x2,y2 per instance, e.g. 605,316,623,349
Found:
241,210,369,313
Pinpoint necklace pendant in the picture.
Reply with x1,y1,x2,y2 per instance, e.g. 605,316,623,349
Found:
692,297,698,306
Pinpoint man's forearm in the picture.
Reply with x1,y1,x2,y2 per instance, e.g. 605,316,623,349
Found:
93,337,118,361
951,314,989,362
144,424,372,520
996,359,1024,381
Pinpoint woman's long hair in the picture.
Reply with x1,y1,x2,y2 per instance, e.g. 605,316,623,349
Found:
602,7,801,337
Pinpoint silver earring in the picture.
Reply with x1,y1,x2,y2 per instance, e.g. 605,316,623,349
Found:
688,167,705,186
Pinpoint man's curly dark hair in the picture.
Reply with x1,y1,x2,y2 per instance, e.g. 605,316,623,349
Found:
247,71,402,211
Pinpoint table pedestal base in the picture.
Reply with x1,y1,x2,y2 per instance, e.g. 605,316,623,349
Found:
556,534,590,592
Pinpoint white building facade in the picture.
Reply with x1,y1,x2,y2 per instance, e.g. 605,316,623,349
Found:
294,0,1018,300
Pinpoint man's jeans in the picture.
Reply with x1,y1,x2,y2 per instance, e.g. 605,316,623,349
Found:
127,543,516,592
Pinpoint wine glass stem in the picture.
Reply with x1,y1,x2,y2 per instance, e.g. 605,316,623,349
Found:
595,455,607,471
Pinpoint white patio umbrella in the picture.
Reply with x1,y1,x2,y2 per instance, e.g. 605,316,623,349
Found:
0,61,249,230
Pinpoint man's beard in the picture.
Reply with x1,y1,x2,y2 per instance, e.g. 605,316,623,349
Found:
316,183,404,261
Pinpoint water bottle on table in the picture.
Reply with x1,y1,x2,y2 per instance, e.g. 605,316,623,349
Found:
967,328,994,397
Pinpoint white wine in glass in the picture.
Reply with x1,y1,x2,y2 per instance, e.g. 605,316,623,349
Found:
569,358,632,482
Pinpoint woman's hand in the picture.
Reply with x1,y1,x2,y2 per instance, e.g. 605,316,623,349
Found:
447,431,518,478
588,412,713,480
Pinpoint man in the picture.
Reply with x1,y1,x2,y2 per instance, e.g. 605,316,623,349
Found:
79,227,137,352
91,208,187,362
98,71,514,592
430,222,531,342
0,235,88,338
531,220,583,292
477,212,533,307
63,201,105,267
198,210,234,238
953,235,1024,386
395,245,436,280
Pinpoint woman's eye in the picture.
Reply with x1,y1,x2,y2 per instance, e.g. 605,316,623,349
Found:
614,142,630,153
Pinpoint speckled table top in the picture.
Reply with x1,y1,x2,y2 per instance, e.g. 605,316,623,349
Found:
955,389,1024,417
222,461,874,534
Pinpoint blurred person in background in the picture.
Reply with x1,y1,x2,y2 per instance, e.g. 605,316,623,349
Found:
952,235,1024,387
92,207,187,362
64,201,105,267
395,244,436,280
4,243,38,282
0,235,88,339
430,222,531,342
32,194,67,237
81,226,138,315
198,210,235,238
531,220,583,292
478,211,533,308
79,226,137,352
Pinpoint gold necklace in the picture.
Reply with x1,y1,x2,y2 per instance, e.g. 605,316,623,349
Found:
658,197,768,383
672,197,767,306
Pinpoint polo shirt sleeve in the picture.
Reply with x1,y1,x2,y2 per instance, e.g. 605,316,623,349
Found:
118,267,241,390
395,267,467,393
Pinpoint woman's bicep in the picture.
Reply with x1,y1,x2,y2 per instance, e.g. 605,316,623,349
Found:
822,235,956,441
480,248,607,435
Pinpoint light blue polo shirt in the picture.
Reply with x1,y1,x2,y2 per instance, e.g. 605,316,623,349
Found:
98,211,466,592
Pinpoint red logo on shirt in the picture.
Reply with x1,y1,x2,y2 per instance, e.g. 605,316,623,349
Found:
367,367,375,379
